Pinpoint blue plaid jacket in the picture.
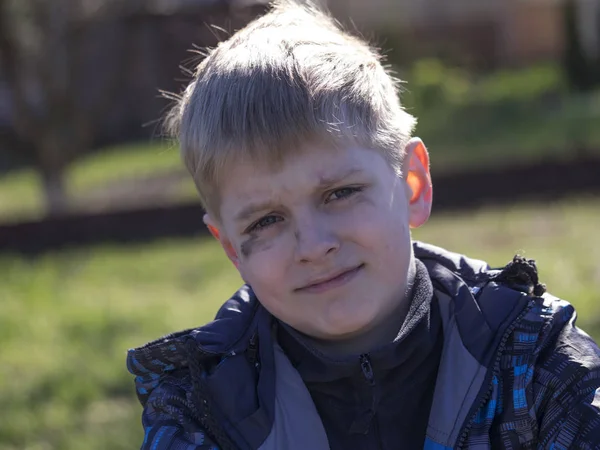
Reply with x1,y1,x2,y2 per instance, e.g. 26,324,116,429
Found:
127,242,600,449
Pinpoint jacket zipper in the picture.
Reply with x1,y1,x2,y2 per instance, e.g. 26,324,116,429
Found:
360,354,384,449
247,332,259,370
454,299,534,449
374,415,382,450
360,354,375,386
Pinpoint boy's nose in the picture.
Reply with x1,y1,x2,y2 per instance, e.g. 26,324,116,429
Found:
293,219,340,264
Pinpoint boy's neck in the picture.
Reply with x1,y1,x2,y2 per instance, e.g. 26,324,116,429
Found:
300,258,418,357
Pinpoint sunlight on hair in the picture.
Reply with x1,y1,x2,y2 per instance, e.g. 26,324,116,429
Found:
165,0,416,217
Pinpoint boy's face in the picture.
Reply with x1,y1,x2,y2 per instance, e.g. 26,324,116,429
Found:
208,140,432,341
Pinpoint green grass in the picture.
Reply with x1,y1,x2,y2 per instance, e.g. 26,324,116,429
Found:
68,141,183,189
1,196,600,449
1,238,242,450
0,170,45,223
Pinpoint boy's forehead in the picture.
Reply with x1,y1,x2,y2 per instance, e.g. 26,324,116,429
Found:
226,162,364,196
225,148,370,189
218,147,380,214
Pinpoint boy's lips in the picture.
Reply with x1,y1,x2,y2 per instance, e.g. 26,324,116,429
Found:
295,264,364,294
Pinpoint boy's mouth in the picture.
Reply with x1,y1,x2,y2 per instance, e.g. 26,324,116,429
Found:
296,264,364,294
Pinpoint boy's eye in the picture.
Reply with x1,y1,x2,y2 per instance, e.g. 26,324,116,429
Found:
326,186,362,203
246,215,282,233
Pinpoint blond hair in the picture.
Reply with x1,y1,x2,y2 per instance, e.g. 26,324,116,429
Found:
167,0,416,218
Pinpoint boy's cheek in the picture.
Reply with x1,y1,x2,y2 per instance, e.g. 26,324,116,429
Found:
243,267,283,298
239,235,280,262
241,247,290,289
347,206,403,238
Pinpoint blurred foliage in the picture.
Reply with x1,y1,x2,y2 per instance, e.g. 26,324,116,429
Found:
401,60,600,171
1,196,599,449
406,60,566,108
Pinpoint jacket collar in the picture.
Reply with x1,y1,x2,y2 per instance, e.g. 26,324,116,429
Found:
276,258,437,383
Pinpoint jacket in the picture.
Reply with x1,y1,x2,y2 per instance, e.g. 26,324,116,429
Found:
126,241,600,449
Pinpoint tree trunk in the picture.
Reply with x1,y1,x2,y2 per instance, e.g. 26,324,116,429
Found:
37,131,71,217
40,164,69,217
563,0,595,91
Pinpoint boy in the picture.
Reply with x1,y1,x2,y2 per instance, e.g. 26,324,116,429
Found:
127,1,600,448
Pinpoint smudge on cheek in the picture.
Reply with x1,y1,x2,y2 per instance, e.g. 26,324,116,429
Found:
240,234,272,259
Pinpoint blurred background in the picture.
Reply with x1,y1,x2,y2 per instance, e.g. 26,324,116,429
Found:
1,0,600,448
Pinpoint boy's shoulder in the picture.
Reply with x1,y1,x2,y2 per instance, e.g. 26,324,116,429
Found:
428,239,600,400
414,240,550,308
126,285,261,405
415,240,595,366
413,240,491,281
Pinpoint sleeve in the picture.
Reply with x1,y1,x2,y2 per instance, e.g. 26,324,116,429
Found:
139,374,221,450
541,381,600,448
534,305,600,448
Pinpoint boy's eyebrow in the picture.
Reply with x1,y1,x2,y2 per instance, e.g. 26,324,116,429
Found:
316,166,364,189
235,200,280,223
234,166,364,223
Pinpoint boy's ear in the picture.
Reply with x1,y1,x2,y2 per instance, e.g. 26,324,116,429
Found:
204,213,240,269
404,138,433,228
